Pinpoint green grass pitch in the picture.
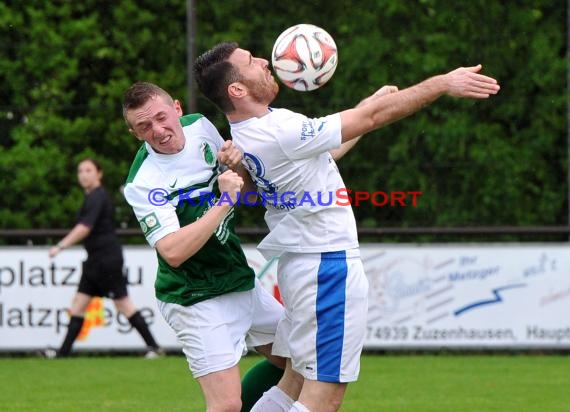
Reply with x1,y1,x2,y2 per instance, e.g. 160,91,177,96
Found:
0,353,568,411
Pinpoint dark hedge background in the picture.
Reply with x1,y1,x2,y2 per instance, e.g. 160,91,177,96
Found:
0,1,567,243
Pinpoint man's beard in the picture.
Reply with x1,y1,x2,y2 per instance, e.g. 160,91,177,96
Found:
246,77,279,105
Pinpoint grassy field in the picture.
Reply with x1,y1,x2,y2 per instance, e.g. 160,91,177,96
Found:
1,353,568,411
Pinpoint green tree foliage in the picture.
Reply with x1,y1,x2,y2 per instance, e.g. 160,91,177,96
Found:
0,1,567,241
0,1,186,231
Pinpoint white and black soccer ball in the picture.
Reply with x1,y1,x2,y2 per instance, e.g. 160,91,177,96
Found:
271,24,338,92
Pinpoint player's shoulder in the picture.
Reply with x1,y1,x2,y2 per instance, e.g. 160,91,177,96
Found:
180,112,220,132
180,113,204,127
268,107,302,120
125,143,151,184
124,143,165,190
181,112,224,146
266,108,310,130
271,107,337,124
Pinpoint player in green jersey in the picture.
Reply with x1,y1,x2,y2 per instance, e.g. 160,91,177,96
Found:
122,82,302,412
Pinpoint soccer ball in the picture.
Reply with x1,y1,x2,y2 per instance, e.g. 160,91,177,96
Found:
271,24,338,92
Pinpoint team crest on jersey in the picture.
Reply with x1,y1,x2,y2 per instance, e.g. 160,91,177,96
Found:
200,141,215,166
139,212,161,236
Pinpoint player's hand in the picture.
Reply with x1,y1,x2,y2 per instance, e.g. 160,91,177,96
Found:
217,140,243,171
373,85,399,97
445,64,500,99
217,170,244,204
357,85,399,108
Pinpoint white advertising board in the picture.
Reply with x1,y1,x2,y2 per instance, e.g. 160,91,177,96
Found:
0,247,176,352
1,244,569,352
360,244,570,349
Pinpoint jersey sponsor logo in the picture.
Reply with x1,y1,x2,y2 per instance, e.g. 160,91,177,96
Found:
168,178,178,188
300,120,316,141
200,141,216,166
139,212,161,236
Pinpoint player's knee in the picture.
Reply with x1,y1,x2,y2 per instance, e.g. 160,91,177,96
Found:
327,396,343,412
300,380,346,412
264,353,286,370
301,396,342,412
208,397,241,412
325,386,346,411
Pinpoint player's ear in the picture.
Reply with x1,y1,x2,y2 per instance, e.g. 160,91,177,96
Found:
128,128,144,141
228,82,246,99
173,99,183,116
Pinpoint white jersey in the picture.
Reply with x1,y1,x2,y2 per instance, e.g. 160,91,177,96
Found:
230,108,359,259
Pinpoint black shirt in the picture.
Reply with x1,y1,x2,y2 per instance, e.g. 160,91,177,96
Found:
78,186,122,256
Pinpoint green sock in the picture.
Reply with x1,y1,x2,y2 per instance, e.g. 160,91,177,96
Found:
241,359,284,412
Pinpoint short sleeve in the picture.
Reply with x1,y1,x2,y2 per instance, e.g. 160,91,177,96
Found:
123,182,180,248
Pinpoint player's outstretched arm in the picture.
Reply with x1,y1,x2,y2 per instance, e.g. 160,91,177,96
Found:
339,64,500,143
330,85,398,161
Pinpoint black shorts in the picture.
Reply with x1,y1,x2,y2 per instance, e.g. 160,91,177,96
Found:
78,253,128,299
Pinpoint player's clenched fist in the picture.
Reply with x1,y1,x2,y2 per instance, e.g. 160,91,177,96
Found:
217,140,243,171
217,170,244,204
374,85,399,97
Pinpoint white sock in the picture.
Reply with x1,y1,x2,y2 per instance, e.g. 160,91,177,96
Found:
249,386,295,412
289,401,310,412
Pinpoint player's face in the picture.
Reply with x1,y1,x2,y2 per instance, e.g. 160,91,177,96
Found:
229,48,278,104
126,95,185,154
77,160,102,192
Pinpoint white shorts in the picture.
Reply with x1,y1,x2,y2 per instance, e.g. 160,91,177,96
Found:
272,249,369,383
158,279,284,378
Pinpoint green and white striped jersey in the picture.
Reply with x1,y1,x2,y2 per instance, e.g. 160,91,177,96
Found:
124,114,254,306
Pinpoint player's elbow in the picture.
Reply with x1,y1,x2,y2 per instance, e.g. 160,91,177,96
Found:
160,245,201,268
155,239,189,268
370,110,400,130
161,253,184,268
342,118,375,143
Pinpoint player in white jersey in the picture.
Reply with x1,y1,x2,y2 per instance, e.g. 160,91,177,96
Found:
121,82,302,412
194,42,500,412
231,110,358,256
